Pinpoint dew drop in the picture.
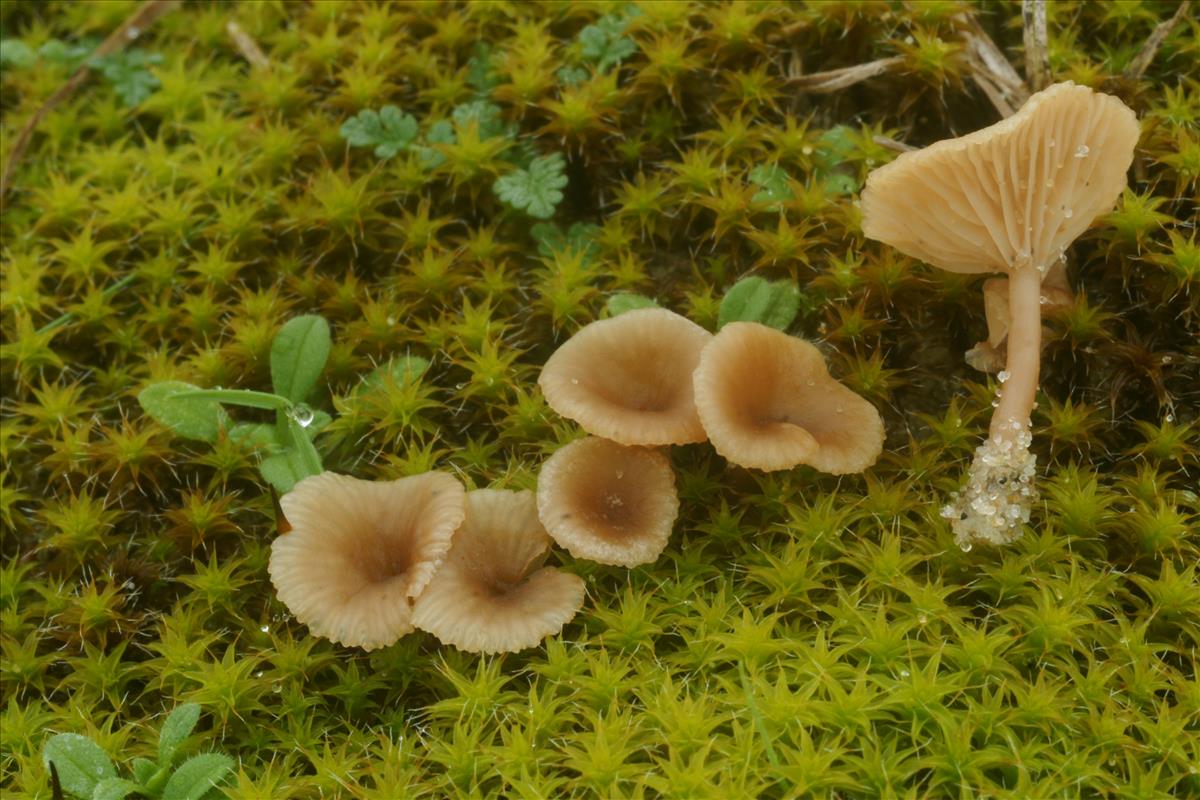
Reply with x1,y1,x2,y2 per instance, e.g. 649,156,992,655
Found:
255,671,264,678
386,316,396,326
289,404,314,428
959,541,973,552
272,683,282,693
1160,354,1173,364
1165,413,1175,423
1063,208,1073,219
917,614,928,625
260,624,270,633
1074,144,1089,159
802,145,813,155
997,370,1010,383
570,378,579,385
899,669,910,678
806,379,815,386
1044,179,1054,188
1039,295,1049,305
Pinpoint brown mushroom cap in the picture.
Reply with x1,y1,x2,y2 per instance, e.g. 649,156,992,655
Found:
536,436,679,567
538,308,712,446
269,471,465,651
861,81,1139,275
692,322,884,474
411,489,585,654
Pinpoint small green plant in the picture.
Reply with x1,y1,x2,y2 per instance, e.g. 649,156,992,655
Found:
493,153,569,219
717,276,804,330
339,106,420,159
41,704,233,800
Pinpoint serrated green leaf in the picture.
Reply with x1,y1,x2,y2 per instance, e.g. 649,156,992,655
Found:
578,14,638,72
42,734,116,799
131,758,158,786
494,153,568,219
138,381,229,443
466,42,499,93
607,293,659,316
92,50,162,107
162,753,234,800
93,777,142,800
718,276,803,331
270,315,331,403
340,106,419,159
158,703,201,765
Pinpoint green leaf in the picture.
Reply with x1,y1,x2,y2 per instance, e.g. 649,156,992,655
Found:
718,276,803,331
578,13,638,72
356,355,430,394
416,119,456,168
452,100,510,140
556,65,589,86
158,703,201,765
92,50,162,107
228,423,281,450
822,173,860,196
285,417,324,478
131,758,158,786
749,164,796,207
258,453,303,493
38,38,94,66
607,293,659,316
0,39,35,69
92,777,142,800
466,42,499,93
138,382,229,443
42,734,117,799
270,315,331,403
494,153,568,219
177,389,290,411
530,222,600,261
339,106,419,159
162,753,235,800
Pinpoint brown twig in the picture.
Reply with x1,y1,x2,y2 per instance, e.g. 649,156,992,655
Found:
786,56,905,93
873,135,915,154
0,0,178,203
1021,0,1050,92
959,14,1029,118
226,20,270,71
1124,0,1192,80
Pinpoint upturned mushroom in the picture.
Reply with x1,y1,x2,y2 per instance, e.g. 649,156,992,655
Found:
269,471,465,650
536,436,679,567
860,81,1138,547
537,308,713,446
692,322,884,473
411,489,585,654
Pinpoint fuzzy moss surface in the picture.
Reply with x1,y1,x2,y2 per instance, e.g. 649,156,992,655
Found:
2,1,1198,797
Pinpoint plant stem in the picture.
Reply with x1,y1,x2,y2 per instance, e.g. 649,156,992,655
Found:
990,265,1042,439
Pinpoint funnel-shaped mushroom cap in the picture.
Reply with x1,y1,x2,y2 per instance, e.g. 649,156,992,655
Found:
411,490,585,654
693,322,884,473
270,471,465,651
538,308,712,446
862,81,1139,275
536,437,679,567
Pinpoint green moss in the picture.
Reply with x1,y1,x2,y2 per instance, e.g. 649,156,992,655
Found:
2,1,1197,797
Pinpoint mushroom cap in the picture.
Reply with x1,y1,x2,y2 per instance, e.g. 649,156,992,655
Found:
269,471,465,651
861,81,1139,275
411,490,585,654
536,436,679,567
692,322,884,474
538,308,713,446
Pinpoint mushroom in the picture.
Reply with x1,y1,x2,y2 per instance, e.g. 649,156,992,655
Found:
860,81,1138,547
691,321,884,473
269,471,465,651
964,265,1073,373
538,308,713,446
536,436,679,567
411,489,585,654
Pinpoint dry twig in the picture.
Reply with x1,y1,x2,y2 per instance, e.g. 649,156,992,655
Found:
1021,0,1050,92
226,20,270,71
1124,0,1192,80
787,57,905,94
0,0,178,203
959,14,1029,118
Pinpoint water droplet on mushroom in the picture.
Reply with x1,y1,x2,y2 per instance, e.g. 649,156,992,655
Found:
1039,295,1049,305
836,405,844,413
570,378,579,385
997,370,1010,383
289,404,314,428
1074,144,1089,158
806,379,815,386
1044,179,1054,188
1063,208,1073,219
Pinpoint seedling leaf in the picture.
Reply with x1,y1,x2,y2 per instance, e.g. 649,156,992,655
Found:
578,14,638,72
719,276,802,331
494,153,568,219
607,293,659,316
258,453,303,493
340,106,419,159
270,315,331,403
42,734,116,799
749,164,796,206
158,703,202,765
131,758,158,786
161,753,234,800
92,50,163,107
138,382,229,443
93,778,142,800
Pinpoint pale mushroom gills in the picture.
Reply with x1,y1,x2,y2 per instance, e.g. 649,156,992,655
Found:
861,81,1139,547
269,471,465,651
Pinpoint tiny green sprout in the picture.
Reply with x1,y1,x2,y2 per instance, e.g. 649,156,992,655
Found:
494,153,568,219
90,49,164,107
42,704,233,800
718,276,803,330
748,163,795,207
606,293,659,316
577,9,641,73
340,106,419,159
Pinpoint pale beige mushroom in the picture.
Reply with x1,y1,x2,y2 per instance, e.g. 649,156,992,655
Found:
861,81,1138,547
538,308,712,446
964,265,1073,373
269,471,465,651
411,489,585,654
536,436,679,567
692,322,884,473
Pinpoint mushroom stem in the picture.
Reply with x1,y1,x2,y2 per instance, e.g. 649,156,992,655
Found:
990,265,1042,439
